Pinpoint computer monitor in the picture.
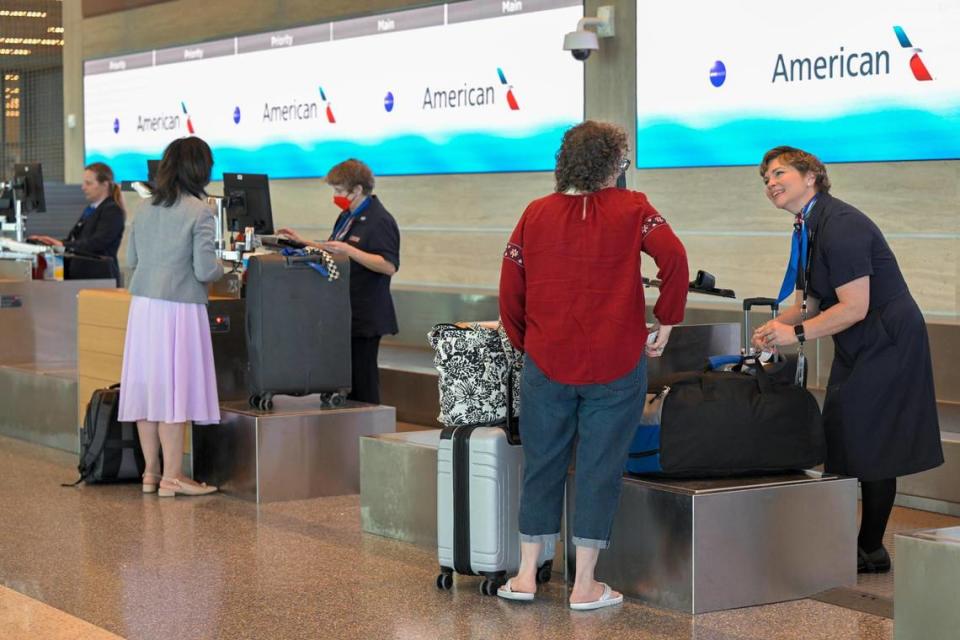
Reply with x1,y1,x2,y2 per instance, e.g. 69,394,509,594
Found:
222,173,274,235
0,185,12,221
13,163,46,213
146,159,160,185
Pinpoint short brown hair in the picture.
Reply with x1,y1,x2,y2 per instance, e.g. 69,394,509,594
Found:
325,159,375,195
554,121,628,193
152,137,214,207
759,146,831,194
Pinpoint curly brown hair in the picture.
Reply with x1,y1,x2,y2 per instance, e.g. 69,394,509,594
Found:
325,159,375,195
554,121,628,193
759,146,831,194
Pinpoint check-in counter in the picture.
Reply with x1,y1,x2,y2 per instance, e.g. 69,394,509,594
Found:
0,278,115,451
75,288,396,496
75,289,248,464
76,289,248,428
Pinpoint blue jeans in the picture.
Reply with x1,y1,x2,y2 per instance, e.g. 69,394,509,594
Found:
518,355,647,549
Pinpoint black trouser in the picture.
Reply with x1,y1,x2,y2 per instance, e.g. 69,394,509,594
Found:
859,478,897,552
349,335,382,404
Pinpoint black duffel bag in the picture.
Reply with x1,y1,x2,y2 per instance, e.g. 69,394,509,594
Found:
64,384,145,486
630,357,825,478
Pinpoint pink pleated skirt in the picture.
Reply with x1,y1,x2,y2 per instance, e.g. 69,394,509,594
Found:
118,296,221,424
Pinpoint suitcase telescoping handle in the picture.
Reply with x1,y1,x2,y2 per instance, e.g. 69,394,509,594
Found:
504,368,521,446
742,297,779,355
742,297,779,313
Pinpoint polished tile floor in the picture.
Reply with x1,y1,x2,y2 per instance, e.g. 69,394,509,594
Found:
0,434,956,640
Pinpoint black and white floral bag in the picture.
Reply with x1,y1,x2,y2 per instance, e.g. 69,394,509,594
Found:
427,321,522,428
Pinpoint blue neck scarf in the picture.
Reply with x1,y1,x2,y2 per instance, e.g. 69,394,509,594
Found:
776,196,818,304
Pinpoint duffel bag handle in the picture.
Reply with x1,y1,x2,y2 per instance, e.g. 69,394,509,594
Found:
706,355,742,371
701,355,774,398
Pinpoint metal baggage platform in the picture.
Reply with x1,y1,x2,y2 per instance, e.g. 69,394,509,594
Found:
565,470,858,613
193,396,395,503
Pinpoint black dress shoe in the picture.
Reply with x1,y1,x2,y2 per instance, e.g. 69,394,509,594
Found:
857,545,892,574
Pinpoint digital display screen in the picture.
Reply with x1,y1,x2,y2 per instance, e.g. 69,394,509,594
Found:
84,0,584,179
635,1,960,168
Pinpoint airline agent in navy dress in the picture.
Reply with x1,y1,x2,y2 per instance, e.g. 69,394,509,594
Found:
279,159,400,404
753,146,942,573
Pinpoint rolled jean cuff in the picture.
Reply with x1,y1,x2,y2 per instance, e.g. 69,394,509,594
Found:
572,536,610,550
520,532,559,545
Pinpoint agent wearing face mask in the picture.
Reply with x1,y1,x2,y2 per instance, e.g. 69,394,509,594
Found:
278,158,400,404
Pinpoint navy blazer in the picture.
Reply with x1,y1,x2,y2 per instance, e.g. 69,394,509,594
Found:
63,197,126,264
63,197,125,280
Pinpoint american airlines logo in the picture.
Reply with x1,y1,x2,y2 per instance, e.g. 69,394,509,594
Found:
893,26,932,81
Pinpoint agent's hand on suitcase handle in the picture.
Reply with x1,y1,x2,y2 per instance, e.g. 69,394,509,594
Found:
645,324,673,358
752,319,798,350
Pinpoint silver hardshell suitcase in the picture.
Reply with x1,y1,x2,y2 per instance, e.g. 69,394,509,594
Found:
435,415,555,596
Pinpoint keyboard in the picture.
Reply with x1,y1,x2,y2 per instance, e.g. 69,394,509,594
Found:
0,237,49,255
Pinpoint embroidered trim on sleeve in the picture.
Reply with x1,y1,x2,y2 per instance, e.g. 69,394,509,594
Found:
642,215,668,238
503,242,524,268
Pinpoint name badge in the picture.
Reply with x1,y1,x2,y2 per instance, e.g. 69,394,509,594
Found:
349,235,361,243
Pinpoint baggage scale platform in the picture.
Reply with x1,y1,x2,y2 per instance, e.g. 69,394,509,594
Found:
193,396,395,503
565,471,858,613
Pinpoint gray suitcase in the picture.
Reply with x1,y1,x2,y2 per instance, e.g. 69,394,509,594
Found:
245,252,351,410
436,410,555,595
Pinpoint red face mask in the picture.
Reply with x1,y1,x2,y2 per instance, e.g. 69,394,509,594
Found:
333,195,352,211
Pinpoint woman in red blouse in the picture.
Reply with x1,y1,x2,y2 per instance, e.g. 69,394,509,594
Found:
497,121,688,610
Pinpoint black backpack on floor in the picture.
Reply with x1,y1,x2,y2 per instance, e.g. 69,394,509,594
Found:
64,384,145,486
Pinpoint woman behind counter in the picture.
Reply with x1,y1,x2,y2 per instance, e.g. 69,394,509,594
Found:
753,146,942,573
497,121,689,609
118,137,224,497
29,162,125,282
278,159,400,404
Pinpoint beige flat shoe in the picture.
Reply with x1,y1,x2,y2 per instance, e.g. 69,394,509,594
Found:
142,473,161,494
158,477,218,497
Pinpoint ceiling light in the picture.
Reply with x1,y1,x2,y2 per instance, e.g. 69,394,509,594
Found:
0,37,64,46
0,10,48,18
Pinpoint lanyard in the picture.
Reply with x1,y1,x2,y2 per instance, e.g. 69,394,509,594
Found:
795,197,821,387
330,197,371,242
775,196,818,304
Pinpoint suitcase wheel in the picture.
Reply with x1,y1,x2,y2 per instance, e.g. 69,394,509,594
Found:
536,563,552,584
319,392,347,408
249,394,274,411
479,574,506,596
436,571,453,591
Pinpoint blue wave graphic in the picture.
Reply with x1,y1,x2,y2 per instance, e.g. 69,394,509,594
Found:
86,126,573,181
635,108,960,168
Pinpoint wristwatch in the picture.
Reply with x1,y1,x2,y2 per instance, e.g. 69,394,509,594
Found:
793,324,806,344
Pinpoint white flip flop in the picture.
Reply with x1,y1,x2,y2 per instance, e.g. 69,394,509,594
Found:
569,583,624,611
497,578,535,602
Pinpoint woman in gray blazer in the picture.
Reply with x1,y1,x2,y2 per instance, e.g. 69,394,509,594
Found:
118,137,224,497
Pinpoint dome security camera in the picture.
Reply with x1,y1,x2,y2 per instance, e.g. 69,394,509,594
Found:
563,30,599,61
562,8,614,62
